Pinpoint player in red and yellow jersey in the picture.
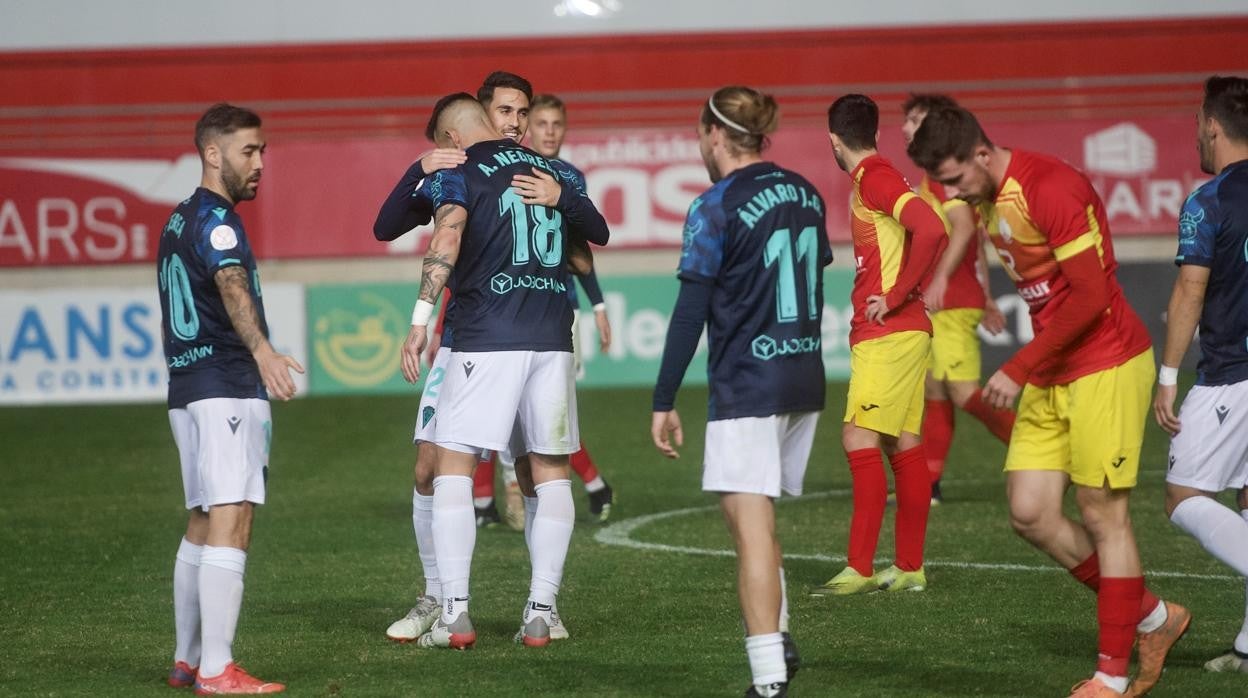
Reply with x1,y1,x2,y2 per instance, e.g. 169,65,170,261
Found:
909,106,1190,698
811,95,948,597
902,94,1014,504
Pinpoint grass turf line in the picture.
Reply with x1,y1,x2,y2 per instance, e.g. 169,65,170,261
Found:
1,381,1245,696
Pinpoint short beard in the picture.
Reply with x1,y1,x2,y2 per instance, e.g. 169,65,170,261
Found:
222,164,256,202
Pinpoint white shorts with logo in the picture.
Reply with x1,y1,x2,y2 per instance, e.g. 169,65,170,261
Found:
1167,381,1248,492
703,411,820,498
433,350,579,458
413,347,453,444
169,397,271,511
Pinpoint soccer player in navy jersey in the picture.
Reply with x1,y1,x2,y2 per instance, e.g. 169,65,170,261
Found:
159,103,302,694
398,94,609,649
1155,75,1248,679
377,78,589,644
652,86,831,698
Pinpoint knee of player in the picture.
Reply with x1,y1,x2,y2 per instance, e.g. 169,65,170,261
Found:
1007,502,1057,540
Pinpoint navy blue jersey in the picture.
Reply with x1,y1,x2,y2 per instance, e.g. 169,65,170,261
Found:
676,162,832,420
424,139,608,352
1176,159,1248,386
157,188,267,408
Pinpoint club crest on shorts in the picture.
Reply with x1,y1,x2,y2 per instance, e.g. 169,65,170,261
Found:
422,405,436,428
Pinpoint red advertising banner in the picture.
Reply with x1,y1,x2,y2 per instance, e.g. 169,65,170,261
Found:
0,114,1204,267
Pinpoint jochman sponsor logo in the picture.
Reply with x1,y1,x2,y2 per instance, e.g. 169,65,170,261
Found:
490,272,566,295
751,333,822,361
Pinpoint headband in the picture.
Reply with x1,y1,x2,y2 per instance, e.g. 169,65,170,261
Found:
707,97,752,134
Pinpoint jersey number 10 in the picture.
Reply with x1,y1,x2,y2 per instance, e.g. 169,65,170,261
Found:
763,227,819,323
500,189,563,267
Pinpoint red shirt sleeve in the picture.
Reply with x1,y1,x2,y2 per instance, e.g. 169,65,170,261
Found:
1028,167,1097,251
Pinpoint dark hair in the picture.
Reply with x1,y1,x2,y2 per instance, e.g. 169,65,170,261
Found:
477,71,533,105
194,103,261,155
699,85,779,154
530,94,566,114
907,106,995,172
901,93,959,116
826,94,878,151
1203,75,1248,143
425,92,479,142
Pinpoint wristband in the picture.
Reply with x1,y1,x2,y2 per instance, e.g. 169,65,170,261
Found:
592,303,607,312
410,299,435,326
1158,365,1179,386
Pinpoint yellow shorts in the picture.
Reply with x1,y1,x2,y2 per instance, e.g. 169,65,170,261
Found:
844,331,930,437
929,308,984,383
1003,349,1154,489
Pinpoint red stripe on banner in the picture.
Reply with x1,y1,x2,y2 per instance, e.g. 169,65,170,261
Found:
0,18,1243,266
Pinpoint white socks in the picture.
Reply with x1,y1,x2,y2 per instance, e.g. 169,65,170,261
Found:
1170,496,1248,576
432,475,476,621
1137,598,1168,633
173,538,202,667
745,632,787,687
1240,510,1248,655
778,567,790,634
528,479,575,605
412,490,441,601
584,476,606,493
523,495,539,552
198,546,246,679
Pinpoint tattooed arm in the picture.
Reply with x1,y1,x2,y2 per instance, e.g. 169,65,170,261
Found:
214,266,305,400
401,203,466,383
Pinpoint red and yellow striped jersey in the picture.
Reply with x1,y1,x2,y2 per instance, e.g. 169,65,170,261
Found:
984,149,1150,386
917,176,985,311
848,155,932,345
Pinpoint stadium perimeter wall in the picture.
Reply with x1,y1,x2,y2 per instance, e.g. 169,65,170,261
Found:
2,11,1243,404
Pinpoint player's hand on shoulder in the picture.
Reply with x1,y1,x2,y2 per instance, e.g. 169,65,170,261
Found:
865,295,889,325
255,344,304,401
1153,383,1182,436
419,148,467,176
981,299,1006,335
651,410,683,459
512,167,561,207
401,325,429,384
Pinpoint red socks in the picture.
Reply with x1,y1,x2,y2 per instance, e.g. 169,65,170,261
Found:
920,399,954,482
846,449,887,576
962,388,1015,444
569,445,600,483
472,457,495,499
1097,577,1144,677
1069,552,1161,623
889,446,931,572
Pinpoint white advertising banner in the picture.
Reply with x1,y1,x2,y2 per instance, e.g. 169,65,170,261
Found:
0,282,306,405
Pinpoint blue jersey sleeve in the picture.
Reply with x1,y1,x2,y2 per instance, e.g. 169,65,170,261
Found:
374,161,436,241
677,188,726,283
195,210,247,272
1176,187,1219,267
551,159,587,194
426,168,469,210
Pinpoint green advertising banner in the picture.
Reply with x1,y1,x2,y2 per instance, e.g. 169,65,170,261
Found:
574,268,856,387
306,282,422,395
302,269,857,395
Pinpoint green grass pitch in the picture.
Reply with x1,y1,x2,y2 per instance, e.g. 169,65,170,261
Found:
2,382,1245,696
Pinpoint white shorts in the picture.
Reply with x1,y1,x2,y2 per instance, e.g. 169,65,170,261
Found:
433,350,579,458
1168,381,1248,492
169,397,271,511
702,411,820,498
413,347,452,443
